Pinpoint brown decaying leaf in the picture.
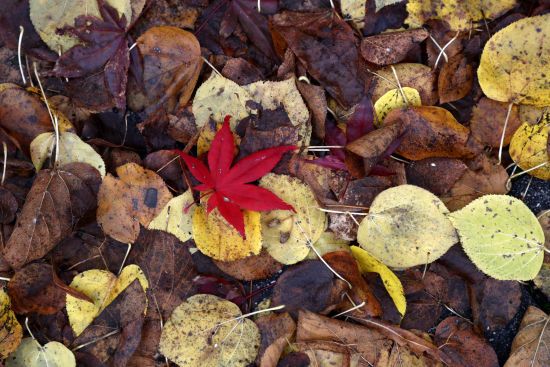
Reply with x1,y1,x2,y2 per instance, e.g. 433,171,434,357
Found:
435,317,499,367
0,187,18,224
360,28,429,66
128,228,197,321
384,106,483,160
470,97,521,148
272,10,365,108
256,312,296,367
3,163,101,269
438,54,473,103
97,163,172,243
271,260,347,319
0,85,55,157
323,251,382,318
346,122,405,160
128,26,202,114
296,81,327,139
7,262,89,315
143,150,186,192
222,57,264,85
504,306,550,367
214,249,282,281
406,158,469,196
71,280,146,366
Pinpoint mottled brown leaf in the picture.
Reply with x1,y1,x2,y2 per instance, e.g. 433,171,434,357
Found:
438,54,474,104
360,28,428,65
256,312,296,367
214,249,282,281
470,97,521,148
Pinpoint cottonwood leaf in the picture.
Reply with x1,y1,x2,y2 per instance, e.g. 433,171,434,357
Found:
478,14,550,107
259,174,327,265
509,114,550,180
406,0,517,31
30,131,106,177
305,231,350,259
160,294,260,367
66,264,148,336
350,246,406,317
193,206,262,261
2,163,101,269
0,289,22,359
97,162,173,243
504,306,550,367
5,337,75,367
357,184,458,268
148,190,194,243
449,195,545,280
29,0,132,52
373,87,422,125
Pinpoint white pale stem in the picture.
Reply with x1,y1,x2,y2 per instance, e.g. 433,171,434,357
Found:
333,301,365,318
498,102,514,165
118,243,132,276
216,305,286,327
0,276,10,282
390,65,408,105
1,142,7,186
18,26,26,85
202,56,222,76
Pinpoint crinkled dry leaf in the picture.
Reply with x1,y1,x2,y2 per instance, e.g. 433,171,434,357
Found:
504,306,550,367
192,206,262,261
357,185,457,268
406,0,517,31
509,116,550,180
449,195,545,280
5,337,75,367
29,0,132,52
0,289,22,359
66,264,148,336
478,14,550,106
3,163,101,269
160,294,260,367
259,174,326,265
30,131,106,177
373,87,422,125
148,190,194,243
97,162,173,243
372,63,438,106
128,26,202,113
360,28,428,66
350,246,406,317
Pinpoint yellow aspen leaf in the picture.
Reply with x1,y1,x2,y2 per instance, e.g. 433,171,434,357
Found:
374,87,422,126
350,246,406,317
66,265,148,336
357,185,457,268
306,231,350,260
341,0,366,28
192,206,262,261
160,294,260,367
449,195,545,281
509,114,550,180
259,174,326,265
478,14,550,107
30,131,106,177
5,338,75,367
406,0,517,31
0,289,22,359
148,190,195,243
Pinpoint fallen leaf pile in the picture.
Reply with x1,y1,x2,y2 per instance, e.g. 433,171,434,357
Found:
0,1,549,366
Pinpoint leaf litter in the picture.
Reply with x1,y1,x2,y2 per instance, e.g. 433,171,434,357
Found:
0,2,549,366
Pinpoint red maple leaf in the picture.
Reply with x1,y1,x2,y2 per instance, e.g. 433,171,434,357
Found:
175,116,295,238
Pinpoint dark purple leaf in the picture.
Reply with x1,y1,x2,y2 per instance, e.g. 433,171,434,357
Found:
308,155,348,170
324,120,346,161
346,96,375,142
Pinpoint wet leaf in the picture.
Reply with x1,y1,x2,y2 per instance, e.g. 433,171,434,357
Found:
373,87,422,125
97,162,173,243
360,28,428,65
66,264,148,336
357,184,458,268
3,163,101,269
449,195,545,280
259,174,326,265
272,10,364,108
128,26,202,113
0,289,22,359
192,206,262,261
148,190,194,243
350,246,406,317
406,0,517,31
478,14,550,106
159,294,260,367
30,131,106,177
383,106,483,160
504,306,550,367
509,115,550,180
435,317,499,367
6,337,75,367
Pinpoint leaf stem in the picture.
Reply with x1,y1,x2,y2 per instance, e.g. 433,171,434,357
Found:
17,26,26,85
497,102,514,165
